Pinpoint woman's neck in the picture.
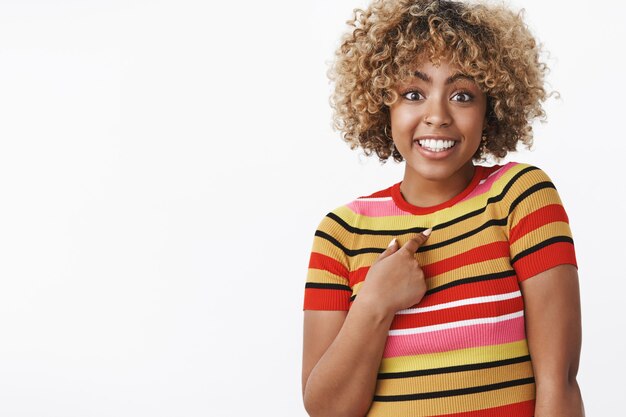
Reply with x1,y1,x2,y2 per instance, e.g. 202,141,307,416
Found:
399,162,476,208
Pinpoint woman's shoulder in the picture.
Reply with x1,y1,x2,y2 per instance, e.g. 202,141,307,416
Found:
480,161,567,217
316,162,560,227
322,183,397,214
479,161,558,191
314,182,401,232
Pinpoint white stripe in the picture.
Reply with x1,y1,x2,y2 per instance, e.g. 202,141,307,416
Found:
478,166,504,185
396,291,521,315
355,197,393,202
488,165,506,178
388,310,524,336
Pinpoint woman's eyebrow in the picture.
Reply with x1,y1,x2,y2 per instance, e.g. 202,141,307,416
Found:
413,71,474,85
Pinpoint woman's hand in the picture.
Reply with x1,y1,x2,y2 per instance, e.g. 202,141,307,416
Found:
302,229,432,417
356,229,431,317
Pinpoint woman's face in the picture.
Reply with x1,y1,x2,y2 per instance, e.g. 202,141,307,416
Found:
389,59,487,183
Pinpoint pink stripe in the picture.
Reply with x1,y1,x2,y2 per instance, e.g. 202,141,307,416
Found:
346,199,411,217
382,316,526,358
459,162,518,203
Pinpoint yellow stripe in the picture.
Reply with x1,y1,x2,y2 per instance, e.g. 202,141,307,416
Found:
367,383,535,417
427,258,513,288
328,164,552,254
305,268,350,286
351,234,399,255
505,189,563,234
348,211,433,226
349,225,506,254
352,280,364,294
510,222,573,259
376,361,533,395
419,229,509,264
347,164,530,229
406,163,531,222
378,340,530,373
350,252,513,290
351,252,381,270
325,205,359,225
311,236,349,263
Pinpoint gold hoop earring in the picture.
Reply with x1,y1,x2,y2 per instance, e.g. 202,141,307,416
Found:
384,125,392,140
480,132,488,155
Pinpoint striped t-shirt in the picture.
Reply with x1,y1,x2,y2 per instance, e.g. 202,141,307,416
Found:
303,162,577,417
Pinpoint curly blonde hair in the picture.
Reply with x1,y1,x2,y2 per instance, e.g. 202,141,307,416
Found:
330,0,549,162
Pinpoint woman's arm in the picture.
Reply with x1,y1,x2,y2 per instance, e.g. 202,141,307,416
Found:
520,264,584,417
302,303,393,417
302,233,430,417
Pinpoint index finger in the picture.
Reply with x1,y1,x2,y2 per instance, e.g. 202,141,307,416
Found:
401,228,432,254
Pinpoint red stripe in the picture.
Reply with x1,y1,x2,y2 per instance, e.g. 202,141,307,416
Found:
510,204,569,244
308,252,349,278
514,242,577,281
423,241,510,277
303,288,350,310
420,276,520,307
391,296,524,329
434,400,535,417
350,242,510,287
349,266,369,287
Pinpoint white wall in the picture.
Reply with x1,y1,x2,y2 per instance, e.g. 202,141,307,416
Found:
0,0,622,415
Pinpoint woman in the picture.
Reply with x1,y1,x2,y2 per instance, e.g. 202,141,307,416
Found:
301,1,583,416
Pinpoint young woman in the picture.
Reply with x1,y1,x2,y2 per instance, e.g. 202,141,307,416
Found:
301,1,583,417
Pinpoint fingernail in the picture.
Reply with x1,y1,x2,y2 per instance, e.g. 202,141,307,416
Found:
387,238,397,247
422,228,432,236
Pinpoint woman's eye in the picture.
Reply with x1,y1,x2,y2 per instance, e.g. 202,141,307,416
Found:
452,92,473,102
403,91,423,101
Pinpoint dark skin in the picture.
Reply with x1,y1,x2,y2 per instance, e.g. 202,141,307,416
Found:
521,264,584,417
302,264,584,417
302,59,584,417
302,233,431,417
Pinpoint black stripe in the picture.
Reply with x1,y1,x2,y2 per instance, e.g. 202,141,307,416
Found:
434,166,541,231
319,218,506,258
418,181,552,252
425,269,516,296
377,355,531,379
418,178,551,252
305,283,352,292
325,166,540,237
320,169,552,257
327,212,427,236
373,377,535,402
418,179,552,249
508,181,555,215
318,166,558,260
417,217,507,253
510,236,574,264
350,269,516,303
315,230,383,257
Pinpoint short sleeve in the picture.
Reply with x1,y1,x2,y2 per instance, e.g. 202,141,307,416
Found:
303,210,353,311
507,166,577,282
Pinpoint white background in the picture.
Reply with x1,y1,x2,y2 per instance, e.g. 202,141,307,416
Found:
0,0,623,415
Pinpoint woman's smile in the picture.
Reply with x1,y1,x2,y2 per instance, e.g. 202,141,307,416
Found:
414,136,459,159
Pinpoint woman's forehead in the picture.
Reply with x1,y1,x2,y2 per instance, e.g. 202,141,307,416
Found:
396,57,469,82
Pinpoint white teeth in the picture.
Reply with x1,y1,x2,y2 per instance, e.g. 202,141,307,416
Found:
417,139,456,152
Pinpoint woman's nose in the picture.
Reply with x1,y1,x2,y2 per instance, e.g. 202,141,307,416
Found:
423,98,452,128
